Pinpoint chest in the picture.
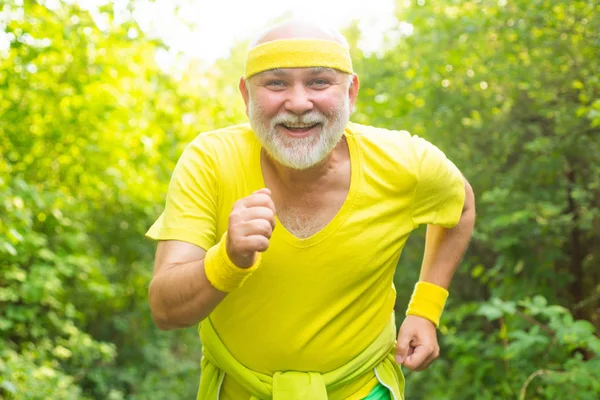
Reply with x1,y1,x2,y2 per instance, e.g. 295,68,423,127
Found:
274,189,348,239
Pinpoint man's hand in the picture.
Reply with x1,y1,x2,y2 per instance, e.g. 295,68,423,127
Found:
395,315,440,371
226,188,276,268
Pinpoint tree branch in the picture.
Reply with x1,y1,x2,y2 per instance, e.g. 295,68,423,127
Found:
519,369,571,400
515,310,555,336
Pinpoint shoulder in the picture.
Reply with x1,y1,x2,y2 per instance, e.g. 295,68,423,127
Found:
173,123,256,177
346,122,424,171
347,121,410,139
186,123,255,155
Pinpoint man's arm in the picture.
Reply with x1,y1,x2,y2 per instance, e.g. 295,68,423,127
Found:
148,241,226,330
396,177,476,370
419,177,476,288
148,188,276,331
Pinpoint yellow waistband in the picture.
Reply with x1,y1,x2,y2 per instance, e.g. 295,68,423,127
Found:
244,39,354,79
197,313,403,400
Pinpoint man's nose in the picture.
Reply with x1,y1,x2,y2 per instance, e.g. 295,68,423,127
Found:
284,84,313,114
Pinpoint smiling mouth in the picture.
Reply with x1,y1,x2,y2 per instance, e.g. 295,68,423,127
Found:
279,123,321,133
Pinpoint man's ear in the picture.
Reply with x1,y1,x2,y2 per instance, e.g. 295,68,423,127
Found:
239,77,250,115
348,74,360,113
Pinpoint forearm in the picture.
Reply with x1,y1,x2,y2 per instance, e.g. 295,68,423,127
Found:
419,183,476,288
148,260,226,330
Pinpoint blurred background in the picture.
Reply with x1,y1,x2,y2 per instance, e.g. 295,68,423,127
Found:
1,0,599,399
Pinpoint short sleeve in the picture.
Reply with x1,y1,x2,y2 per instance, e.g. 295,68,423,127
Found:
410,136,465,228
146,140,219,251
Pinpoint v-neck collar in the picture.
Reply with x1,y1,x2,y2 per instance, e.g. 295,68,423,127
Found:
249,125,361,248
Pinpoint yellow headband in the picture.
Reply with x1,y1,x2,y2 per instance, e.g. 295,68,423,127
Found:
244,39,354,79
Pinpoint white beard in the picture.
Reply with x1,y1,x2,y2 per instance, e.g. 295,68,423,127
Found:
248,97,350,170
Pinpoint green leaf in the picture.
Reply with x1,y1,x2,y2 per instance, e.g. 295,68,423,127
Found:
571,320,596,338
1,242,17,256
477,304,503,320
0,380,17,394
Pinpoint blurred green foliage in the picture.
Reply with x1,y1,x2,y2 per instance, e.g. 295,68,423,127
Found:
1,0,599,399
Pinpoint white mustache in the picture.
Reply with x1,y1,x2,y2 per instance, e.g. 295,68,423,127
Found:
270,112,327,127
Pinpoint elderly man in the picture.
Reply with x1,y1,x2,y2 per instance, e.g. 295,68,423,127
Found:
147,20,475,400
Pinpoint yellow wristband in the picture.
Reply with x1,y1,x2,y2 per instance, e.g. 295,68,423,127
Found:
406,281,449,327
204,233,261,292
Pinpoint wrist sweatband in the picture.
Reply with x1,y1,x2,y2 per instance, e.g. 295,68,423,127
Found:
244,39,354,79
406,281,449,327
204,233,261,293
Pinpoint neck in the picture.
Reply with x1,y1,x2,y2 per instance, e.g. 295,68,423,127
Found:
262,136,348,192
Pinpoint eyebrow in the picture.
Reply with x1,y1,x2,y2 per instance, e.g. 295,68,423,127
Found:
263,67,337,77
268,68,286,76
309,67,336,75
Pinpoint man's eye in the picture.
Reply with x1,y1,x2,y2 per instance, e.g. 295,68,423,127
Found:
266,80,286,88
311,79,330,87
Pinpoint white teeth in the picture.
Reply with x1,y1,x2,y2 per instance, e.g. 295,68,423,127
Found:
283,123,317,128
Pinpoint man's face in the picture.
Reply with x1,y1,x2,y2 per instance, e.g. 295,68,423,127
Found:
244,67,357,170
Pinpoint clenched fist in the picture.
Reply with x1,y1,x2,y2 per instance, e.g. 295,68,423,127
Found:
226,188,276,268
396,315,440,371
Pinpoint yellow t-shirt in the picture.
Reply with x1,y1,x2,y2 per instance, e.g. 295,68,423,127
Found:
147,122,465,399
